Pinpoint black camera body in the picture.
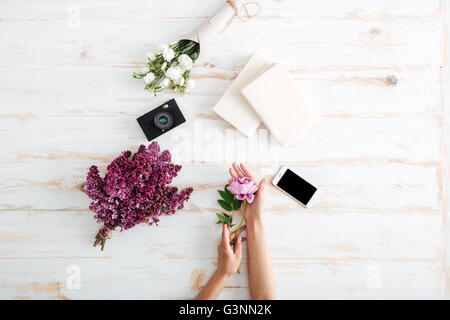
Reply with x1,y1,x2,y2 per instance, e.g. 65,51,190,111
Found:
137,99,186,141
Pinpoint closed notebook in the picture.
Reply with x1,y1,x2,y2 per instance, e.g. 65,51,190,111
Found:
213,52,273,137
241,64,320,147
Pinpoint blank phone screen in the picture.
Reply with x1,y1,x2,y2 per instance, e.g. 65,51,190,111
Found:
277,169,317,205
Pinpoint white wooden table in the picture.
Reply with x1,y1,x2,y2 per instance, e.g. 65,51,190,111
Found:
0,0,449,300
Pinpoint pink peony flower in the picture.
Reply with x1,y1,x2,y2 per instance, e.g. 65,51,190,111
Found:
227,177,258,203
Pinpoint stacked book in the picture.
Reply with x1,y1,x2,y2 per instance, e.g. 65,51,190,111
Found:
213,52,320,147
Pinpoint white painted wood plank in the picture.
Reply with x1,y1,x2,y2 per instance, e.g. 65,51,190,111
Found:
0,8,442,69
0,115,441,164
0,210,441,261
442,0,450,300
0,256,442,300
0,257,442,300
0,0,441,21
0,210,442,299
275,260,443,300
0,162,441,212
0,66,441,116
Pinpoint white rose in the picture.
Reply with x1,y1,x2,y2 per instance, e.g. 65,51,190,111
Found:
146,52,155,62
165,67,181,81
157,44,169,53
186,79,196,90
178,54,193,71
177,77,185,86
162,48,175,62
160,77,171,89
143,72,155,84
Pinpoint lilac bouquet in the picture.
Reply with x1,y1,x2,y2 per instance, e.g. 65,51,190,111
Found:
85,142,193,250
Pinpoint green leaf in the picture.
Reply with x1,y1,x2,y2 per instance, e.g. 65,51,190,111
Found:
216,213,233,226
191,51,199,61
224,184,237,201
218,190,234,204
232,198,242,211
215,213,227,224
218,200,232,212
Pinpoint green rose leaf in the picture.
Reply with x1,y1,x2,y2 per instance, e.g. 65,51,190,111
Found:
218,200,232,212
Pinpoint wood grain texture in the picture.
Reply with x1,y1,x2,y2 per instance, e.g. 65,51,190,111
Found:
441,0,450,300
0,0,448,299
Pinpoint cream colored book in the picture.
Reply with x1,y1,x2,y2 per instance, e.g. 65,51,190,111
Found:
213,52,273,137
241,64,320,147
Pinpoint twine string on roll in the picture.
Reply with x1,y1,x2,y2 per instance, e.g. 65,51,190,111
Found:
227,0,262,20
197,0,262,40
218,0,261,34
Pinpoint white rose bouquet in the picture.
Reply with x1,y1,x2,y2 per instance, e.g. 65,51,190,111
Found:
133,40,199,95
133,0,260,95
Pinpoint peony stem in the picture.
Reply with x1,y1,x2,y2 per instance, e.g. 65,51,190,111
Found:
233,199,246,274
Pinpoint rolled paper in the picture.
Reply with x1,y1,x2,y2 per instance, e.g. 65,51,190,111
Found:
185,0,245,47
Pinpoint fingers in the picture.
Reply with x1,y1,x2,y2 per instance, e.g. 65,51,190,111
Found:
230,162,255,181
232,162,245,178
255,178,266,200
230,236,246,246
229,226,246,245
230,225,246,239
239,163,255,180
229,168,238,179
221,224,230,244
258,178,266,190
234,236,242,258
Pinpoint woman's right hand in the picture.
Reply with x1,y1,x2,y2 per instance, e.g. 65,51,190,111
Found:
228,163,265,223
217,224,242,277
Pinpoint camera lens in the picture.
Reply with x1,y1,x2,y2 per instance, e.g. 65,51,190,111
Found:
154,111,173,131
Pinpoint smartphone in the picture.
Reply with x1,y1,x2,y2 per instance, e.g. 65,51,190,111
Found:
272,167,320,208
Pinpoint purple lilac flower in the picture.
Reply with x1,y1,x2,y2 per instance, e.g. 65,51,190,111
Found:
86,142,193,248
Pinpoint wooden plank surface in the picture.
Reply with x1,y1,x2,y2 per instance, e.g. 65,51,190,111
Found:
0,0,448,299
442,0,450,300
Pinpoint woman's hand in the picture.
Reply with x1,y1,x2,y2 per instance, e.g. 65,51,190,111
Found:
229,162,265,223
196,224,242,300
216,224,242,278
229,163,276,300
